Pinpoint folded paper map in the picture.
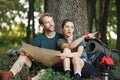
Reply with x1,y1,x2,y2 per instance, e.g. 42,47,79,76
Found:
22,42,62,66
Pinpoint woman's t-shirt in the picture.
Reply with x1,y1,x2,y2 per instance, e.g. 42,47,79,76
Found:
57,34,87,60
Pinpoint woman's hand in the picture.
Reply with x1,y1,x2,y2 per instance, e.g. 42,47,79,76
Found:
83,31,98,39
57,53,67,60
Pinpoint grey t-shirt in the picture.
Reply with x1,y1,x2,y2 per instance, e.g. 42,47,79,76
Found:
57,34,87,60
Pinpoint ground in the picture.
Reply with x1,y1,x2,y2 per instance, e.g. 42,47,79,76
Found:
0,53,120,80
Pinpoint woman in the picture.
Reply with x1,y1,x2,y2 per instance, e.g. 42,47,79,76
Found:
57,19,98,80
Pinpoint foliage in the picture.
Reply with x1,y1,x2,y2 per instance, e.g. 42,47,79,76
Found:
34,0,44,12
0,22,26,50
92,0,117,49
0,0,27,27
0,0,44,48
40,68,71,80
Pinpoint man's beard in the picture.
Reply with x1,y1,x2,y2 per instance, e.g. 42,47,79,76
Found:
46,28,55,32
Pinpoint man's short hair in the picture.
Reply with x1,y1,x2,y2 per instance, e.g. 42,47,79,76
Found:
38,13,53,25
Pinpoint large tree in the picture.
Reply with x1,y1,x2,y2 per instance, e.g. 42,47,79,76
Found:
44,0,88,34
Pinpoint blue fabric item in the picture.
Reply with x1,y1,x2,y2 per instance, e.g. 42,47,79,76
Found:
32,32,62,51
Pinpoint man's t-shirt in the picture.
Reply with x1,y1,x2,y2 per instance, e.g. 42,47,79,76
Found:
32,32,62,51
29,32,63,72
57,34,87,60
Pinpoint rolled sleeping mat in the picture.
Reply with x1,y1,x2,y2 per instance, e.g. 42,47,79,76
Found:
86,40,111,56
111,50,120,64
86,40,120,64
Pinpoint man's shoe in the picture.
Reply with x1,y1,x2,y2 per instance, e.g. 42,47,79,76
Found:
72,73,81,80
0,70,13,80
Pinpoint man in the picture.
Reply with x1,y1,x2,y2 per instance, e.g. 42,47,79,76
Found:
0,13,63,80
57,19,99,80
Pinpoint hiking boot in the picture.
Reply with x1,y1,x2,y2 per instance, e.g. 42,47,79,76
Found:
72,73,81,80
0,70,13,80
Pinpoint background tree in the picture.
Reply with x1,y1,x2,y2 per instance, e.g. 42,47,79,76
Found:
87,0,110,44
87,0,96,32
26,0,44,43
99,0,110,44
116,0,120,51
26,0,35,43
44,0,88,34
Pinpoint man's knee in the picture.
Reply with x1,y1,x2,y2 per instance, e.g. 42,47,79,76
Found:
19,55,32,67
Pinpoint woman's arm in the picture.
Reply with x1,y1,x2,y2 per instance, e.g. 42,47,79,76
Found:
61,36,85,50
65,46,84,58
61,33,96,50
59,46,83,58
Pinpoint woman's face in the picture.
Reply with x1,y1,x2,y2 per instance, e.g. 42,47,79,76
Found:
62,21,74,37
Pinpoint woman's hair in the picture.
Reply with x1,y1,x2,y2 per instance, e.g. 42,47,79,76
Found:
38,13,53,25
61,19,74,28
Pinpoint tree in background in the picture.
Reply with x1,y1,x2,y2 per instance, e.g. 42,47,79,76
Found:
116,0,120,51
26,0,44,43
87,0,119,50
87,0,110,44
44,0,88,34
26,0,35,43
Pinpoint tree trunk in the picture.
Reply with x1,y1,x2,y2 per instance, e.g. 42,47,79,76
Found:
26,0,35,43
116,0,120,51
26,9,31,43
44,0,88,34
31,0,35,39
86,0,96,32
99,0,110,44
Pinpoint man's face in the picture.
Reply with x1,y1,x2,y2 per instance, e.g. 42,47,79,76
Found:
42,16,55,32
62,21,74,37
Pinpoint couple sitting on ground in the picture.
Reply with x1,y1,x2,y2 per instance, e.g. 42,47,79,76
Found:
0,13,99,80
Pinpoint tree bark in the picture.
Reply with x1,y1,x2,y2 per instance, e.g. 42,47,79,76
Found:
44,0,88,34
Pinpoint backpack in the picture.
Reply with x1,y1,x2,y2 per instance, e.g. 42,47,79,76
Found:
85,39,118,75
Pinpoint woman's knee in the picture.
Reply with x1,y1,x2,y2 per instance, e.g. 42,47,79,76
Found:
63,48,71,53
72,57,84,65
72,57,79,62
